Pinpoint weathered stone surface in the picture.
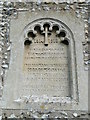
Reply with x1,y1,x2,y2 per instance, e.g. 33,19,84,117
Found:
0,1,89,119
0,0,88,3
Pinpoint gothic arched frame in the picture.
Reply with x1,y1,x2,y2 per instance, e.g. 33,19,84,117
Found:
23,18,78,102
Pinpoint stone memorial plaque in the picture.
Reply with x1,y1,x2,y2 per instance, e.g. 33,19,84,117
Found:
23,20,70,97
0,2,88,113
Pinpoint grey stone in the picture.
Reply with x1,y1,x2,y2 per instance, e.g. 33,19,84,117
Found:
0,1,89,119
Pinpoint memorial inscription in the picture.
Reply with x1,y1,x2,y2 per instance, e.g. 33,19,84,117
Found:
23,19,71,97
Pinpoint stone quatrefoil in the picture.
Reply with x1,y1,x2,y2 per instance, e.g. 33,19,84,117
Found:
24,21,69,46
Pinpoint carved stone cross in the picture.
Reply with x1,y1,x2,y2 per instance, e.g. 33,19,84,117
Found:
43,26,50,46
